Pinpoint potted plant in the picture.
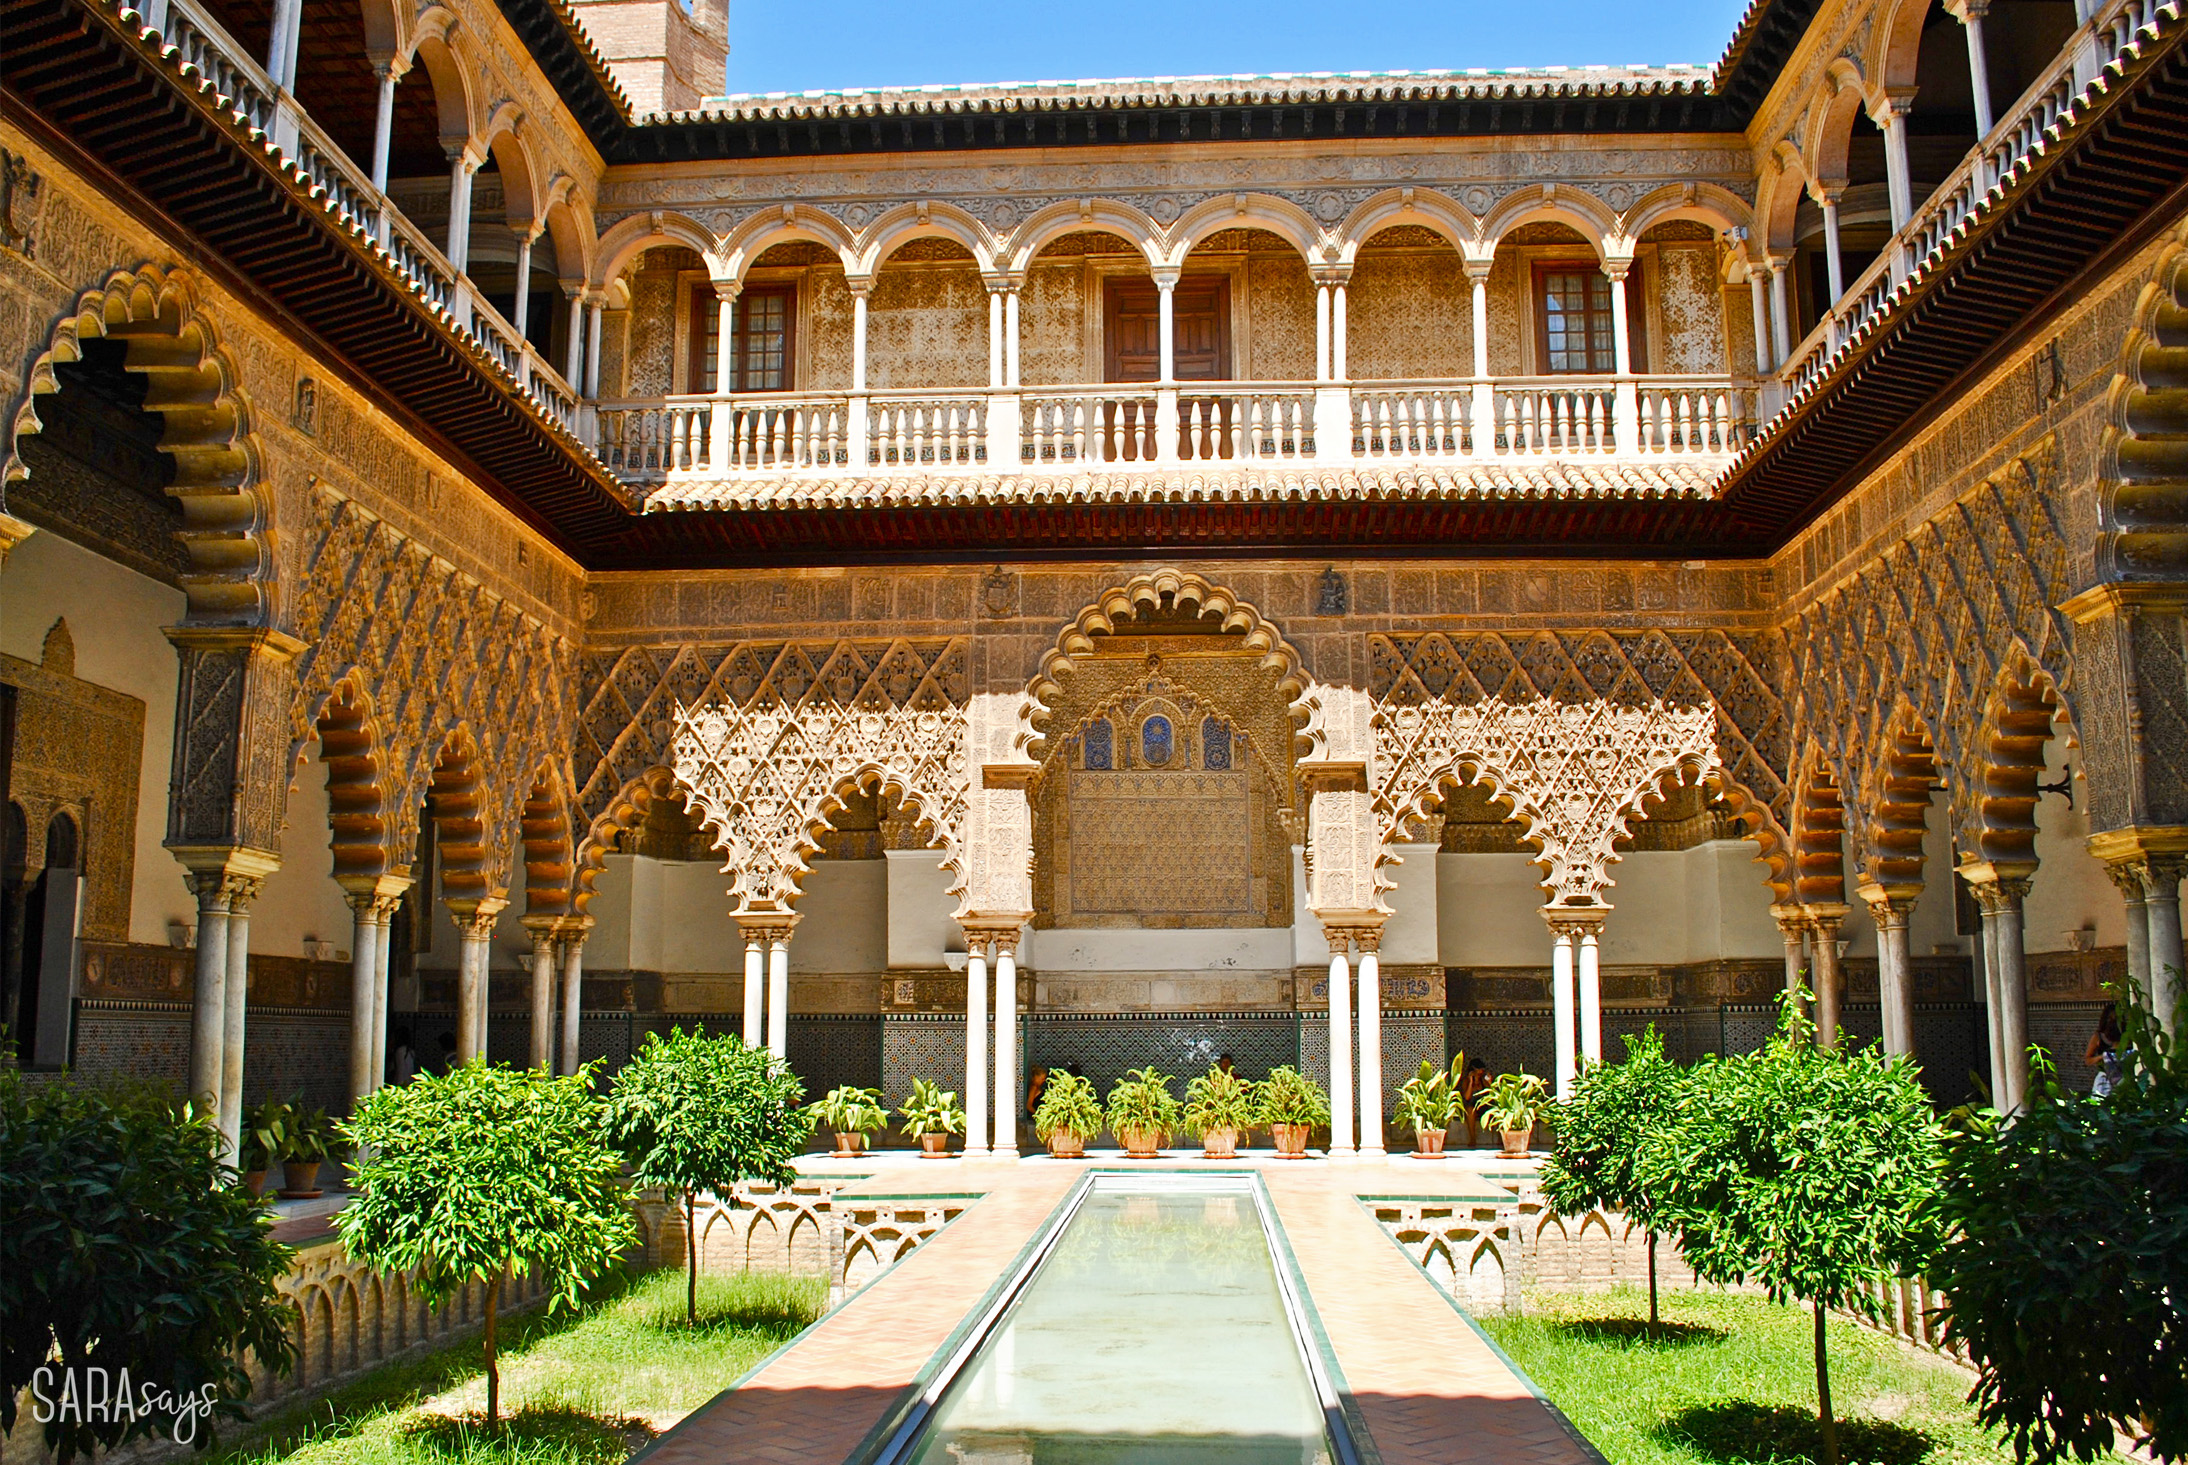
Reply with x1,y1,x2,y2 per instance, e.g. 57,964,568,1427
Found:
1182,1064,1257,1158
1104,1067,1180,1157
897,1077,966,1157
281,1105,337,1197
1481,1071,1549,1157
1033,1070,1103,1158
239,1098,292,1196
809,1084,888,1156
1392,1058,1459,1157
1256,1065,1330,1158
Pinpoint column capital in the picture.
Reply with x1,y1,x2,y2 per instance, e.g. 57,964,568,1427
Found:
1803,901,1852,936
172,846,281,912
1769,902,1813,936
710,277,741,305
1958,860,2037,909
1600,254,1635,283
1870,85,1919,123
1542,905,1608,938
1309,263,1353,288
1461,255,1495,283
1945,0,1991,22
736,910,801,944
520,913,564,948
961,914,1029,958
446,896,508,938
1855,880,1919,926
339,872,411,919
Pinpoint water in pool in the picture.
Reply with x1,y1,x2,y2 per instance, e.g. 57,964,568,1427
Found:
907,1187,1336,1465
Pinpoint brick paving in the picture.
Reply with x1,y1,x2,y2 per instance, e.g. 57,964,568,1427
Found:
640,1153,1586,1465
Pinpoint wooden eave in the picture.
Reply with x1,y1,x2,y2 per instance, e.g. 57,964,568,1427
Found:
0,0,639,560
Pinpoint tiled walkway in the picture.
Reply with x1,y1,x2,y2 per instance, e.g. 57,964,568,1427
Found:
640,1153,1593,1465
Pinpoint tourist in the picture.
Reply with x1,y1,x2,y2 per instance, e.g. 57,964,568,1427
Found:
1217,1053,1235,1076
1458,1058,1490,1147
1025,1067,1049,1131
434,1031,458,1074
387,1026,418,1084
2085,1003,2124,1097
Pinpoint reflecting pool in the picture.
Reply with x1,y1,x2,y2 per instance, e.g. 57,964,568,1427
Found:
903,1179,1339,1465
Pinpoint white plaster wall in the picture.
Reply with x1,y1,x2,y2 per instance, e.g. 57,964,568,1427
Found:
658,860,740,971
1380,841,1440,965
1695,842,1783,960
250,750,357,959
1442,844,1781,967
886,850,960,968
0,530,189,945
420,877,532,971
790,861,886,972
1598,854,1689,964
2026,731,2127,951
1438,853,1554,965
585,853,639,969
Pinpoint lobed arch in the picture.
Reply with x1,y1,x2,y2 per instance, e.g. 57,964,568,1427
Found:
426,726,500,903
778,764,962,907
1858,709,1942,894
591,211,723,293
1789,753,1850,907
2098,219,2188,581
1479,186,1621,260
520,764,576,918
853,201,1000,277
1020,568,1313,760
1163,193,1326,270
1964,658,2070,872
1335,187,1483,265
571,764,688,915
313,677,394,880
1003,199,1165,275
3,264,274,623
714,205,859,289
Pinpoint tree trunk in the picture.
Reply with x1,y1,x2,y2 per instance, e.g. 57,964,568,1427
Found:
1813,1300,1838,1465
686,1189,699,1327
1646,1231,1659,1334
484,1267,503,1428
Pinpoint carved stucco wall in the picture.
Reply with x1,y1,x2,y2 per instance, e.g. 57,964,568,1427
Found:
1650,240,1727,375
0,648,144,941
1349,229,1471,381
865,245,987,391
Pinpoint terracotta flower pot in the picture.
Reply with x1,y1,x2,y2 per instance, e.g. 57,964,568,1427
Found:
1414,1129,1448,1158
242,1169,270,1197
1200,1127,1239,1159
1046,1130,1085,1158
918,1132,953,1158
1119,1127,1165,1158
1270,1122,1311,1158
1499,1127,1533,1158
279,1159,322,1198
832,1132,867,1158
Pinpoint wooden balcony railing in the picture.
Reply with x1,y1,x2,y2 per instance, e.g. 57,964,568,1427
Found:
593,375,1763,486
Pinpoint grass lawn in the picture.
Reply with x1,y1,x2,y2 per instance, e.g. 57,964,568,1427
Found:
1481,1286,2017,1465
217,1269,826,1465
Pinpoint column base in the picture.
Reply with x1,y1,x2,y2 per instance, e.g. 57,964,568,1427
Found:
1360,1144,1388,1159
1328,1145,1358,1160
963,1144,992,1160
993,1145,1020,1160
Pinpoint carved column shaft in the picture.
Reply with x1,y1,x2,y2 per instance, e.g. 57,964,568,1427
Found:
992,932,1021,1159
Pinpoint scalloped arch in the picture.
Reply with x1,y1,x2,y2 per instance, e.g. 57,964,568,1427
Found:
4,265,273,623
1021,569,1313,759
572,764,686,914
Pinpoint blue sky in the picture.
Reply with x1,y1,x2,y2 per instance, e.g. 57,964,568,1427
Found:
717,0,1755,98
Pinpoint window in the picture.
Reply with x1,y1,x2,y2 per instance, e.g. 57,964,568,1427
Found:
689,282,795,392
1141,715,1174,766
1202,718,1231,771
1532,262,1647,375
1082,718,1113,771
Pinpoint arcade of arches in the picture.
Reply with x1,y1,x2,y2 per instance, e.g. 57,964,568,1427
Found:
7,0,2188,1168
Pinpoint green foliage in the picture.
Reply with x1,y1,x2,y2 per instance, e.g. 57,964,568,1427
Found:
1105,1067,1181,1139
1032,1070,1104,1142
1391,1058,1459,1131
1652,1002,1946,1465
285,1105,338,1165
240,1097,295,1173
1480,1070,1549,1132
807,1084,887,1135
1932,982,2188,1465
896,1077,966,1138
338,1063,636,1425
603,1028,808,1197
1254,1065,1331,1127
1541,1028,1684,1232
0,1073,295,1460
1181,1065,1258,1140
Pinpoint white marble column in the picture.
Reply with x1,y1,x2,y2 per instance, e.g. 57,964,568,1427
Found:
1330,280,1349,381
1812,909,1846,1048
1356,927,1384,1158
1005,284,1021,386
767,926,792,1058
1767,259,1793,366
525,922,557,1070
993,932,1021,1158
1959,0,1997,138
964,940,991,1159
185,871,234,1115
1747,270,1774,372
1605,260,1637,447
1326,929,1355,1158
219,884,259,1162
1819,188,1846,303
739,922,765,1046
1157,276,1176,383
445,150,479,277
347,888,386,1106
1864,889,1918,1057
368,62,401,196
512,228,538,340
1314,283,1332,381
1467,259,1495,446
1877,95,1915,233
584,299,605,398
1550,921,1577,1099
369,890,399,1084
557,927,586,1074
1578,922,1604,1065
450,901,502,1065
987,284,1005,389
564,292,586,388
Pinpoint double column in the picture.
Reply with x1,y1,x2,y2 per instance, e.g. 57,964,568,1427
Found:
180,850,278,1164
447,897,507,1065
982,275,1023,469
1961,866,2033,1111
736,912,798,1057
557,919,591,1075
2094,836,2187,1035
1311,265,1353,463
1320,918,1388,1159
1859,883,1921,1057
1545,909,1605,1100
962,918,1027,1158
341,875,410,1107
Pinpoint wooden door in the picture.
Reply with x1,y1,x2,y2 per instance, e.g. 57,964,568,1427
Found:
1103,276,1232,381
